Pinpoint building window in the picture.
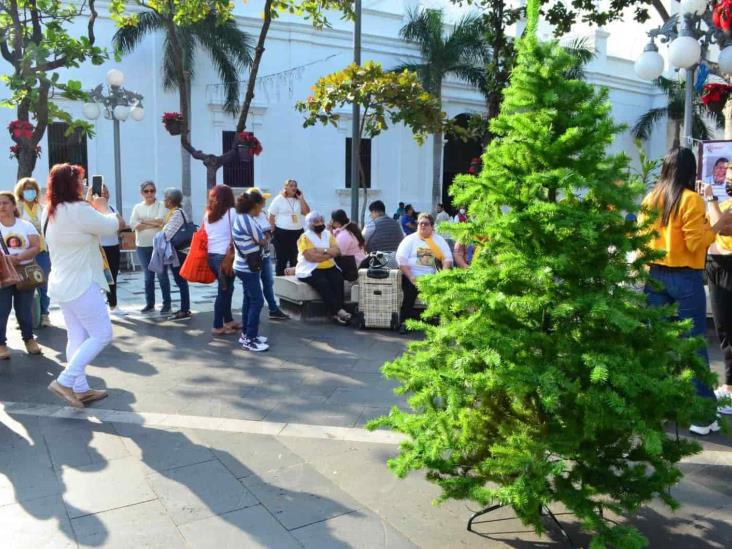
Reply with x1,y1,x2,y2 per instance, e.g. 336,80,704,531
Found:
222,130,254,187
345,137,371,188
47,122,88,173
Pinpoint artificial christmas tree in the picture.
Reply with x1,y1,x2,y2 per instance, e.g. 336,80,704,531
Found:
370,1,717,547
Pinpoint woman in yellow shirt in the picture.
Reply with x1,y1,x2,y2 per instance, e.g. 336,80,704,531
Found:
643,148,732,435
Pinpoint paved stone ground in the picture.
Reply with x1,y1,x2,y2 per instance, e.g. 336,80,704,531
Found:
1,269,732,547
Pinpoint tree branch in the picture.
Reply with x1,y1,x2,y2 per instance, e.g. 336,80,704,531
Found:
651,0,669,22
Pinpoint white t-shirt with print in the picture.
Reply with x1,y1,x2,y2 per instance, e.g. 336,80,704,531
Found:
0,218,39,265
395,232,453,278
268,194,303,230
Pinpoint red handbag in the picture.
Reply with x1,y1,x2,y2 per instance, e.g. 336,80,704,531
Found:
179,225,216,284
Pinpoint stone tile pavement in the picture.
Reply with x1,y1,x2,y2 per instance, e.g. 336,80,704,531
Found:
1,269,732,547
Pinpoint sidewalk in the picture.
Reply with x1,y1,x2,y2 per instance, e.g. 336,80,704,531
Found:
1,269,732,547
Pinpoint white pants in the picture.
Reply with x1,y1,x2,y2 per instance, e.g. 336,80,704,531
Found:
57,284,113,393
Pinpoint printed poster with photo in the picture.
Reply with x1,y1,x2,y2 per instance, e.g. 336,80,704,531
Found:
698,140,732,200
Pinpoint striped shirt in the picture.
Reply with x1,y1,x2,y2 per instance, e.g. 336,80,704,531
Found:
233,213,263,273
363,213,403,253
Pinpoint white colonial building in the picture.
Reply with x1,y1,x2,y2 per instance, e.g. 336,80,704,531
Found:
0,1,686,221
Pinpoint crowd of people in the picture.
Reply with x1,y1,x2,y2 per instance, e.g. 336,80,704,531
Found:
7,150,732,435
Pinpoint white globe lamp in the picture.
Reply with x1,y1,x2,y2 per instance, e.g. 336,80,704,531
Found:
130,106,144,121
106,68,124,88
113,105,130,121
668,35,701,68
82,102,101,120
719,46,732,75
635,45,665,80
680,0,708,16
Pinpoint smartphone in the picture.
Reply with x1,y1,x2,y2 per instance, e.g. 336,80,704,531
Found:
91,175,103,197
295,189,302,197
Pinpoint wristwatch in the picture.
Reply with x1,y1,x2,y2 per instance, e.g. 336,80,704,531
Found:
707,195,719,203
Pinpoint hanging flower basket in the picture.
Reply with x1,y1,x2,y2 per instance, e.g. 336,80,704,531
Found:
702,83,732,113
714,1,732,35
238,131,263,156
161,112,183,135
8,120,34,140
10,144,41,160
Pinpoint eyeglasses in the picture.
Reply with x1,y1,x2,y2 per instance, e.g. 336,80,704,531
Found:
417,222,432,226
143,189,155,194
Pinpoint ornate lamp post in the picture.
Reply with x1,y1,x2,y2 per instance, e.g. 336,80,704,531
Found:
634,1,730,147
82,69,144,215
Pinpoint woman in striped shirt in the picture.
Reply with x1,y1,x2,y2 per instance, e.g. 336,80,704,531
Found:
233,190,269,352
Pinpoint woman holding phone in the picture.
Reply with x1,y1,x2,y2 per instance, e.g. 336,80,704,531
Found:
268,179,310,276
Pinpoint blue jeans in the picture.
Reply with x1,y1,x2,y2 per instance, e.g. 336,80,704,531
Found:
136,246,171,308
645,265,716,422
169,251,190,313
208,253,235,328
261,256,279,313
35,250,51,315
0,286,34,344
236,270,264,340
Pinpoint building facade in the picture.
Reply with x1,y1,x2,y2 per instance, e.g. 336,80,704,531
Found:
0,1,674,222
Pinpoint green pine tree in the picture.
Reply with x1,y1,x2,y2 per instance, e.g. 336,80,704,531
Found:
369,1,716,547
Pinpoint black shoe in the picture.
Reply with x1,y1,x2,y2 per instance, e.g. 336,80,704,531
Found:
269,309,290,320
170,310,192,321
140,305,155,314
160,306,171,316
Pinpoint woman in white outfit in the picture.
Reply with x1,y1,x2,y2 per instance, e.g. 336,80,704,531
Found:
44,163,124,408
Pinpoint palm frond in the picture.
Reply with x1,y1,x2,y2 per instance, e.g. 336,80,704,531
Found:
562,37,595,80
112,11,165,53
631,107,668,140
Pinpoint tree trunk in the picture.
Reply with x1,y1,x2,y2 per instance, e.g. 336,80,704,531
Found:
432,130,443,210
16,148,36,179
181,78,193,217
672,121,681,148
358,158,368,228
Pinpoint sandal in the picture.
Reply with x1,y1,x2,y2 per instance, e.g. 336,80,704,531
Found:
48,380,84,408
212,327,237,336
224,320,242,330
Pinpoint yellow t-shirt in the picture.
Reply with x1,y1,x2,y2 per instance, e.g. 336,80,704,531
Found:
716,199,732,251
298,233,337,269
640,188,715,269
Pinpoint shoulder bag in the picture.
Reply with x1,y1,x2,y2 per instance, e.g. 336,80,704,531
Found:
0,235,21,288
221,210,236,277
170,209,197,250
7,225,45,291
229,214,263,273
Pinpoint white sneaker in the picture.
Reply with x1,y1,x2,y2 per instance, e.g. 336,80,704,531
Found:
109,308,127,317
241,338,269,352
238,335,268,345
689,420,721,436
715,388,732,415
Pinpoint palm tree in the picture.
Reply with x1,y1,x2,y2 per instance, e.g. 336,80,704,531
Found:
113,11,252,211
397,9,485,210
632,76,721,147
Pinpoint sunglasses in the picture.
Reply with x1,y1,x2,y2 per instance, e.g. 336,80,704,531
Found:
143,189,155,194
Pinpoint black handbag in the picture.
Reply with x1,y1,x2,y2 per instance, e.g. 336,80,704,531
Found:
170,209,197,250
335,255,358,281
245,249,263,272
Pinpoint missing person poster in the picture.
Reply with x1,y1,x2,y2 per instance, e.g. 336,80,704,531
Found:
698,140,732,200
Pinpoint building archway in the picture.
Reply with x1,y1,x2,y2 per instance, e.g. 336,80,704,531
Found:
442,113,483,212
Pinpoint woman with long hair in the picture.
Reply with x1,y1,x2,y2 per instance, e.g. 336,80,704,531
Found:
642,147,732,435
44,163,124,408
0,191,41,358
204,185,239,335
15,176,51,326
330,209,366,265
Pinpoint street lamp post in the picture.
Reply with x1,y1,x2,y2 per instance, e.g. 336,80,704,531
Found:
634,2,728,147
350,0,362,223
82,69,144,216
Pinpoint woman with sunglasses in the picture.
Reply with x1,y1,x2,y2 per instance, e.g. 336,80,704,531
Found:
129,181,171,315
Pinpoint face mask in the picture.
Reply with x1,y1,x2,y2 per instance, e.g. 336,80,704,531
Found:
313,224,326,234
459,208,466,215
23,189,36,202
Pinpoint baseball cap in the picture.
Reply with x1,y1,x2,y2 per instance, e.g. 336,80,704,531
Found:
248,187,271,199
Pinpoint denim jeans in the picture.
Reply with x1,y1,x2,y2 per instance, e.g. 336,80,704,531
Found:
169,251,190,313
645,265,716,423
35,250,51,315
136,245,171,308
261,256,279,313
0,285,34,344
236,270,264,340
208,253,235,328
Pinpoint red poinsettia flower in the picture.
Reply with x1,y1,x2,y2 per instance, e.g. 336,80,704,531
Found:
161,112,183,123
239,131,263,156
702,83,732,105
714,0,732,32
8,120,34,140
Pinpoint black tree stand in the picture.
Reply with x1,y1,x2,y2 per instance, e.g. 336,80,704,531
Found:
467,503,575,548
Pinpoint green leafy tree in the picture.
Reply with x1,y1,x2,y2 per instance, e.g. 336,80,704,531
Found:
396,8,484,210
113,0,354,187
296,61,458,225
113,10,252,211
0,0,106,177
632,77,721,147
370,0,713,547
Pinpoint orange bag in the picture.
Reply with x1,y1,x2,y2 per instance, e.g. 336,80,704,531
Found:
179,227,216,284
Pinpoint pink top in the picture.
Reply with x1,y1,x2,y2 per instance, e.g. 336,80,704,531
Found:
334,226,366,264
